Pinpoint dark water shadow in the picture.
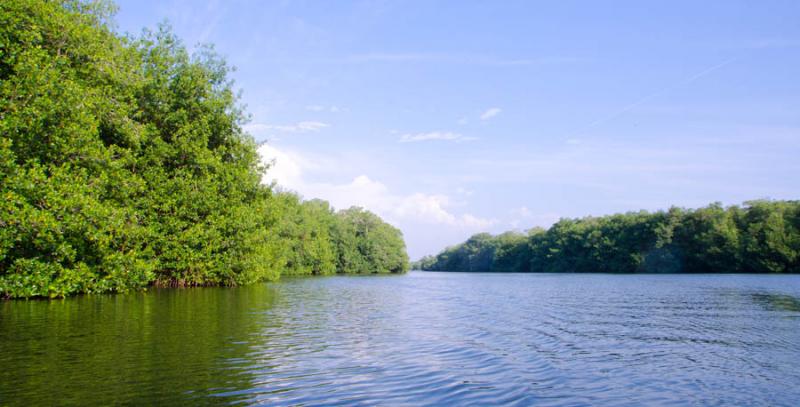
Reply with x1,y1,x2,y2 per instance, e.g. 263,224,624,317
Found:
751,293,800,312
0,284,279,406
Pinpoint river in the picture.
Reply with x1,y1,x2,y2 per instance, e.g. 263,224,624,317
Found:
1,272,799,405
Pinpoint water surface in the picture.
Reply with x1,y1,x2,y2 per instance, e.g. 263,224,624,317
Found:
2,272,799,405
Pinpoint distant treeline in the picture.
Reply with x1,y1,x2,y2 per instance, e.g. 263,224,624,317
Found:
0,1,407,298
414,201,800,274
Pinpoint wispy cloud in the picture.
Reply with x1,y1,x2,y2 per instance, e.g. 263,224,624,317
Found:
741,38,800,49
305,105,342,113
244,121,330,135
456,187,474,197
336,53,583,66
399,131,477,143
480,107,502,121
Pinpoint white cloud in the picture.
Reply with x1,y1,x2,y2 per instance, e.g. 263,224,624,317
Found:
512,206,533,219
258,144,493,230
259,144,306,187
508,206,560,230
305,105,341,113
456,187,474,197
395,193,495,229
480,107,502,120
244,121,329,136
398,131,477,143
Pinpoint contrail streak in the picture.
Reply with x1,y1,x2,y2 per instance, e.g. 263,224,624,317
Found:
569,57,739,137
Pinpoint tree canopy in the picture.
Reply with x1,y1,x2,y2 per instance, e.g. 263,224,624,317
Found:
414,201,800,274
0,0,408,298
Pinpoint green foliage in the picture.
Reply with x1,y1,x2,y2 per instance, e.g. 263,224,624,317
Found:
0,0,408,298
417,201,800,274
332,207,409,274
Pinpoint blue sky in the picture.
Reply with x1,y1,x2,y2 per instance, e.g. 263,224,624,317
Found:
115,0,800,259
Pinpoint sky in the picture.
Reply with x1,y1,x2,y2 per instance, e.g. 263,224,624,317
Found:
114,0,800,259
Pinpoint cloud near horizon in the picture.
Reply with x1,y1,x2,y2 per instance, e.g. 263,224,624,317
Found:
258,144,494,231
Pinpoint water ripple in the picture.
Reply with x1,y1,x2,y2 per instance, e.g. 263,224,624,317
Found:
1,273,800,405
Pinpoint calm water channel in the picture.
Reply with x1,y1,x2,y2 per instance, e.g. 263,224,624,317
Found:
1,272,799,406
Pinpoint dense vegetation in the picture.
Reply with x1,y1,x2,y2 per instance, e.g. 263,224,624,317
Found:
414,201,800,274
0,0,408,298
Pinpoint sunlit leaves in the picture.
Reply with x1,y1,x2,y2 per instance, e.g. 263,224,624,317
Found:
418,201,800,274
0,0,410,298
